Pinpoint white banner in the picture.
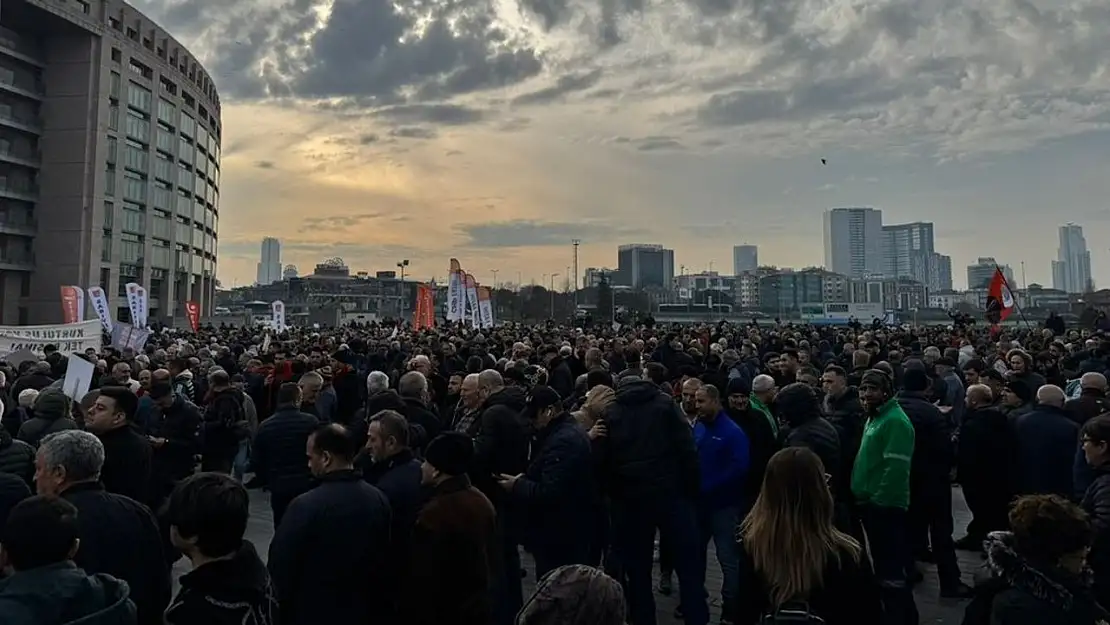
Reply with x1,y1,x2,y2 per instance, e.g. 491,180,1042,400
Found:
0,319,102,356
466,283,479,326
271,300,286,330
110,322,150,352
74,286,86,322
87,286,113,333
135,285,148,328
125,282,142,327
478,298,493,329
448,272,464,322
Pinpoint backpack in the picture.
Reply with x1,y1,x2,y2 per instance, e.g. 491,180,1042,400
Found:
759,601,825,624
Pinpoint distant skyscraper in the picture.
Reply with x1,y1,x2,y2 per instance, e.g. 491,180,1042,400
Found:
882,222,934,281
928,253,953,292
256,238,282,285
967,257,1015,290
614,244,675,288
1052,223,1092,293
733,245,758,274
824,208,884,279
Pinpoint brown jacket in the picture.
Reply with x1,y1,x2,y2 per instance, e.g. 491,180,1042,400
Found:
401,474,497,625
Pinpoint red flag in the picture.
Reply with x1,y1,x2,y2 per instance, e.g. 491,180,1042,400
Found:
60,286,80,323
985,268,1014,325
414,284,435,330
184,300,200,332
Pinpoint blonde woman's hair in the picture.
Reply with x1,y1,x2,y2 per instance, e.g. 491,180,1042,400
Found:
739,447,861,606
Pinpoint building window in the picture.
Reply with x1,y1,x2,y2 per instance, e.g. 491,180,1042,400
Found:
120,201,144,234
179,112,195,138
127,82,152,113
101,234,112,262
120,237,143,263
123,171,146,203
157,98,174,125
177,163,191,189
124,111,149,143
109,72,120,100
152,239,170,268
111,47,121,62
152,181,172,210
128,58,152,79
108,104,119,131
103,200,114,229
123,140,147,173
153,153,173,183
105,167,115,196
106,136,117,166
155,125,175,155
178,137,193,165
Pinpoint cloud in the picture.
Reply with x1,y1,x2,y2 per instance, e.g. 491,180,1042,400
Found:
512,69,604,106
254,160,276,169
457,220,646,248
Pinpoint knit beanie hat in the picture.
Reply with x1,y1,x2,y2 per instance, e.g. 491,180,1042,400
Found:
902,368,931,393
726,377,751,396
859,369,893,394
33,388,70,420
424,432,474,476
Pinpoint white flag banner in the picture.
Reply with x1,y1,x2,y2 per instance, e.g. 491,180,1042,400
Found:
465,278,479,326
448,271,464,322
87,286,113,333
135,285,149,328
74,286,86,322
478,297,493,329
271,300,286,330
125,282,142,327
0,319,102,356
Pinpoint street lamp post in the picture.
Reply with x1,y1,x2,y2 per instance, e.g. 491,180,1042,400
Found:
396,259,409,313
550,273,559,319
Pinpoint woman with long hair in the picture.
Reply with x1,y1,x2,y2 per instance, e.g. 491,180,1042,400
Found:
733,447,881,625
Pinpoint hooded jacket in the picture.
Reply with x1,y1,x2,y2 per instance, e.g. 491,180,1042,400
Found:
850,397,914,510
595,379,700,501
0,428,34,484
165,541,277,625
16,389,77,447
0,561,137,625
471,385,529,509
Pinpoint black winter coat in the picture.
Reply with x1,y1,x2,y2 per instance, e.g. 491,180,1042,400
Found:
268,470,392,625
511,413,596,559
250,405,318,497
726,406,780,501
0,430,34,486
0,470,29,525
97,425,153,505
1012,405,1079,497
0,562,137,625
471,386,530,510
361,447,425,611
17,412,77,447
60,482,170,625
400,396,443,451
783,414,842,495
595,379,700,501
166,541,277,625
958,407,1017,500
546,357,575,399
1065,390,1110,427
147,396,202,493
898,391,956,485
1081,466,1110,607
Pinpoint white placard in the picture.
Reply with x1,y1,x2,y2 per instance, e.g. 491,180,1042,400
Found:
0,319,102,356
62,353,95,401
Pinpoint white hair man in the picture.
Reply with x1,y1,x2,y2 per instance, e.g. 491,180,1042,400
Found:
750,374,778,437
367,371,390,396
34,430,171,623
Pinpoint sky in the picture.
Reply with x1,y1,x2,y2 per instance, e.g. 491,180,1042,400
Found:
134,0,1110,291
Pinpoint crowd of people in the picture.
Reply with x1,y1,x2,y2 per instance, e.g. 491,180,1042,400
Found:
0,316,1109,625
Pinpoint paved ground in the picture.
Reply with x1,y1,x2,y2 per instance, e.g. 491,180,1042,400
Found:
174,486,982,624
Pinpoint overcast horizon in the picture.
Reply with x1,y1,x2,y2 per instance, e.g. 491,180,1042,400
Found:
133,0,1110,291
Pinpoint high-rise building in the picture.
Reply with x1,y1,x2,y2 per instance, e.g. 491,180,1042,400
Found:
732,245,758,274
882,222,934,280
5,0,222,324
967,257,1015,290
614,244,674,289
823,208,884,279
583,267,614,288
256,237,282,285
928,253,953,292
1052,223,1093,293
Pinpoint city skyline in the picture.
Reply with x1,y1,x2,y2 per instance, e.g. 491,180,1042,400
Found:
121,0,1110,293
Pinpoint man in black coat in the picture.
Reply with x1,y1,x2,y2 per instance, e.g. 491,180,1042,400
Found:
145,381,202,508
397,371,443,450
249,382,319,528
498,386,596,578
84,386,152,505
541,345,575,400
35,430,170,625
725,376,779,508
268,424,391,625
776,383,842,493
1065,373,1110,427
1012,384,1080,498
956,384,1018,550
898,369,968,597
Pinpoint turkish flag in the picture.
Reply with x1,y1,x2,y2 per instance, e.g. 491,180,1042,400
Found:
985,268,1014,325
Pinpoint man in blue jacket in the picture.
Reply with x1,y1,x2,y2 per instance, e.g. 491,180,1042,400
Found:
694,384,750,625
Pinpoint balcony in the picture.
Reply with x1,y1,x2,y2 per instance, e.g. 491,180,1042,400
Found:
0,109,40,134
0,145,39,169
0,178,36,201
0,250,34,270
0,72,42,101
0,28,44,67
0,213,35,236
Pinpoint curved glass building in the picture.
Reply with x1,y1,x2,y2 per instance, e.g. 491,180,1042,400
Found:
0,0,221,324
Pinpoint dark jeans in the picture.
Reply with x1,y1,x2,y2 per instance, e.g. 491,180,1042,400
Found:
659,531,675,577
859,504,919,625
492,518,523,625
962,483,1010,543
908,482,961,588
611,495,708,625
270,490,296,529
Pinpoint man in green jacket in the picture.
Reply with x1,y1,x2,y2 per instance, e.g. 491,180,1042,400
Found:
852,369,918,625
749,374,779,439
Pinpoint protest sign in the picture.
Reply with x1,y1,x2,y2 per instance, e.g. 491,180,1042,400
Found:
0,319,102,356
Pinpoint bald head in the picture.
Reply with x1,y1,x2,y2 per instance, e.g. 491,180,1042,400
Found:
966,384,993,408
1081,372,1108,393
752,374,775,394
1036,384,1066,408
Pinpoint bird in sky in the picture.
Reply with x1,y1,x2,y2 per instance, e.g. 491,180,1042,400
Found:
820,158,827,165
